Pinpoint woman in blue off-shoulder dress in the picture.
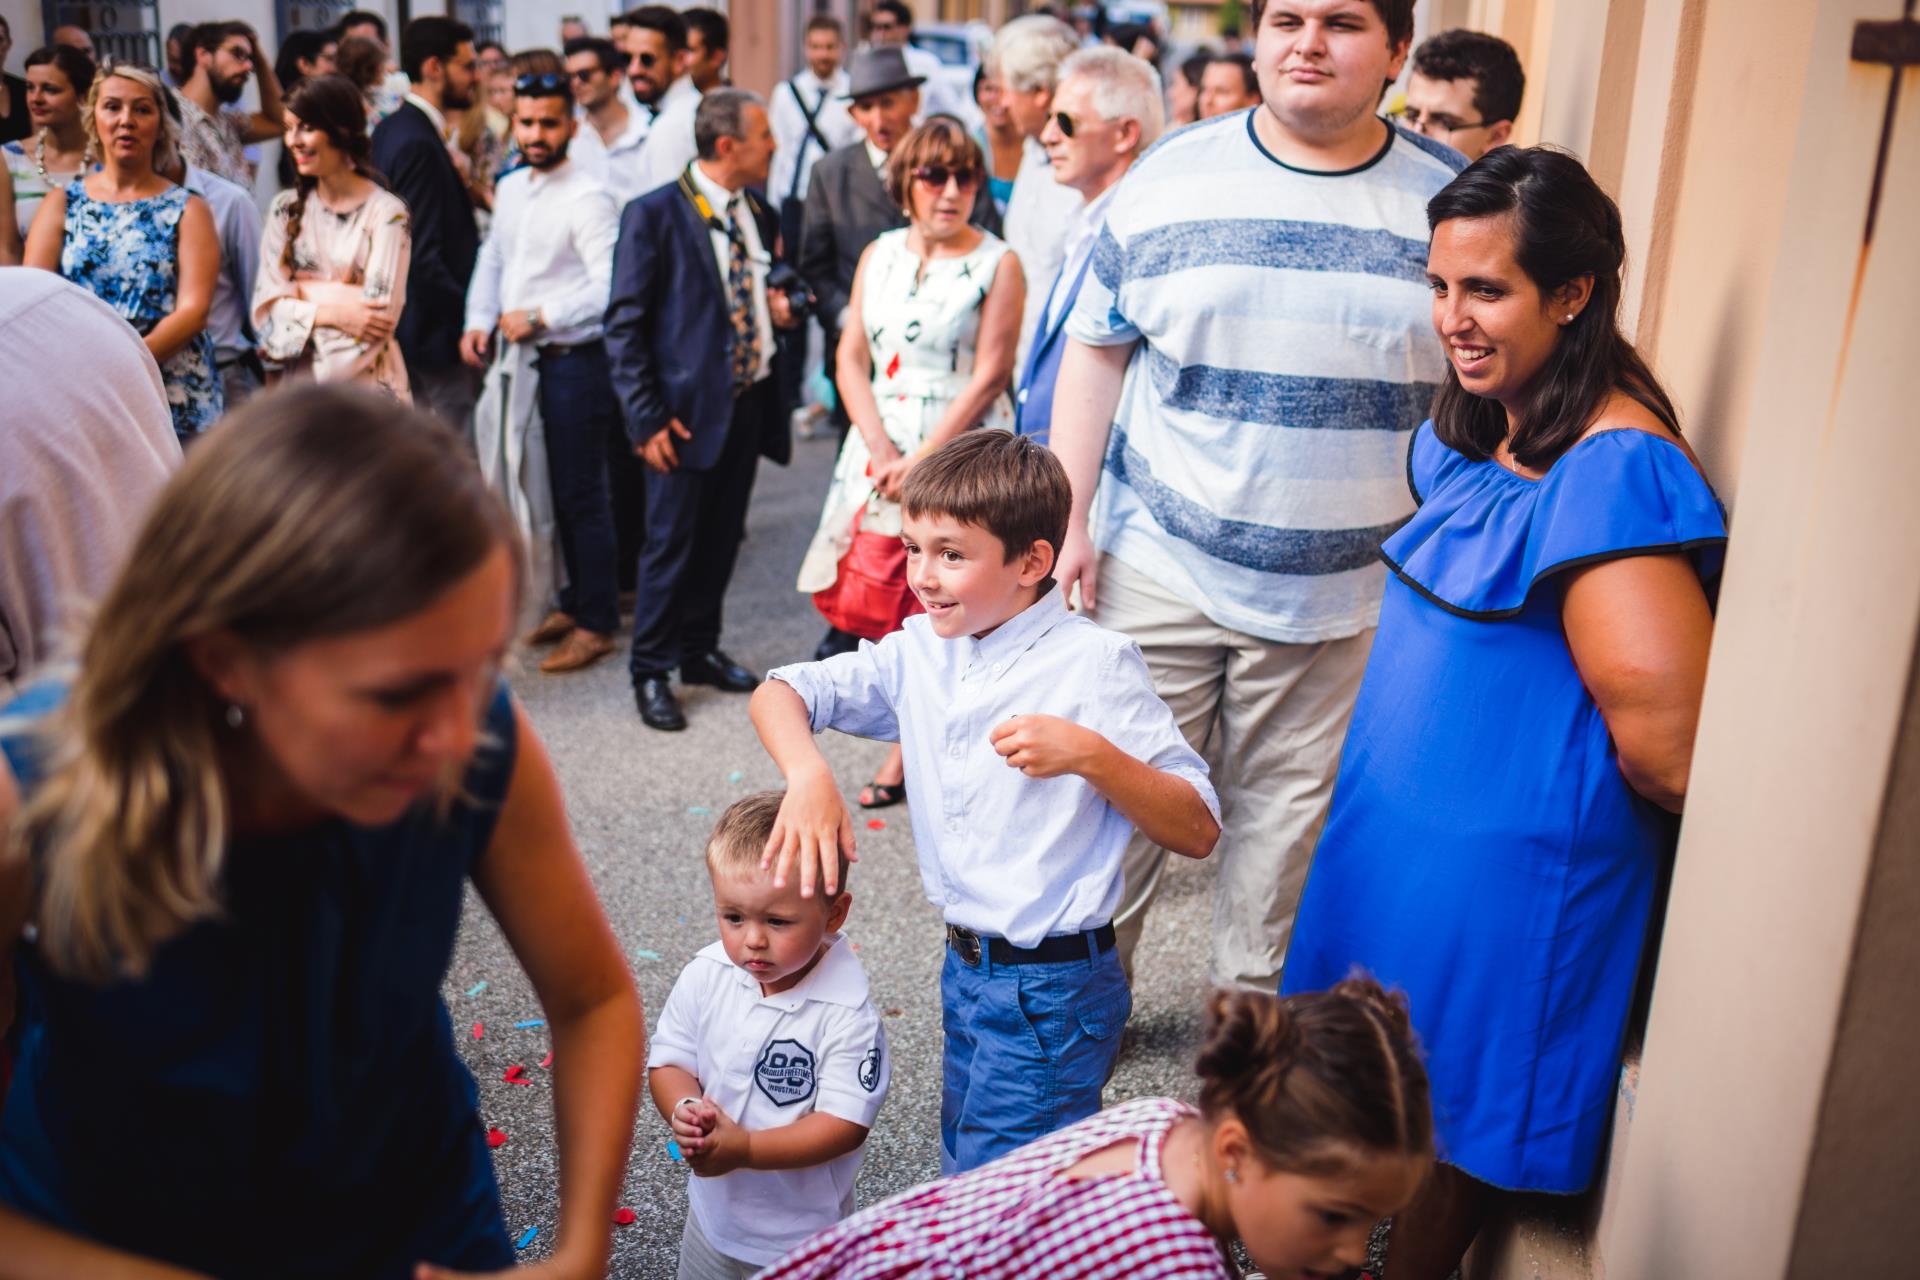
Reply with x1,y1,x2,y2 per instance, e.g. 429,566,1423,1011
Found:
1281,148,1727,1280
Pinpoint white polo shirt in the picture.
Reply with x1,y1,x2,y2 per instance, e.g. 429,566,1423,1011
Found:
648,934,891,1266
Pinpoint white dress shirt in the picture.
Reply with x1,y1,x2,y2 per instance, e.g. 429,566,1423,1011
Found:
403,90,450,140
633,76,702,197
769,68,860,208
570,101,652,211
769,588,1218,947
182,165,261,361
1004,136,1084,367
687,160,775,383
463,159,620,347
647,934,890,1266
901,43,966,120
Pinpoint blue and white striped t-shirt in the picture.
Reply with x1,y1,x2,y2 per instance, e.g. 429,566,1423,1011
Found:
1066,110,1466,643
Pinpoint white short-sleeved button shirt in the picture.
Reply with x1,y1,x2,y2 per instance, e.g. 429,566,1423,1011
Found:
647,934,891,1266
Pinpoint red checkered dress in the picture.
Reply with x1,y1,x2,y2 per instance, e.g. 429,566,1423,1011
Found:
754,1097,1232,1279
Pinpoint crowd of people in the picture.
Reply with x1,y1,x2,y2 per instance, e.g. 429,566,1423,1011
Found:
0,2,1728,1278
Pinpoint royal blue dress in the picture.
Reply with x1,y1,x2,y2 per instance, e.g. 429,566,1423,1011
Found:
0,681,519,1277
1281,423,1727,1193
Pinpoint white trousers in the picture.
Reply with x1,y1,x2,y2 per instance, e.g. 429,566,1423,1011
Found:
1094,554,1374,991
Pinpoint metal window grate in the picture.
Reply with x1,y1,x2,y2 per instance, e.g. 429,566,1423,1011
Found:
452,0,505,47
40,0,161,68
276,0,356,41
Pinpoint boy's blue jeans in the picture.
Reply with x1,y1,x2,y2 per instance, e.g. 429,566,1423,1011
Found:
939,929,1132,1174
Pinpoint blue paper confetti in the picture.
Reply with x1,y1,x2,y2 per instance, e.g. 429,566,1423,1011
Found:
667,1139,683,1162
514,1019,546,1030
727,770,745,784
634,948,662,962
515,1226,538,1249
467,981,488,997
687,806,711,816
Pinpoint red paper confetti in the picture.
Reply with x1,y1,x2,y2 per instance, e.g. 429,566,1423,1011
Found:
885,352,900,379
472,1022,484,1040
503,1064,533,1086
613,1207,636,1226
866,818,886,830
487,1127,508,1148
540,1051,554,1069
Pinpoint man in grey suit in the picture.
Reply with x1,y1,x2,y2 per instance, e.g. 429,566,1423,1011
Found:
798,46,999,424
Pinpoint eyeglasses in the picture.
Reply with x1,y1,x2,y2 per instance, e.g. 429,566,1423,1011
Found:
1051,110,1086,138
569,67,602,82
1394,106,1489,135
631,50,660,69
913,164,980,190
870,17,902,31
513,72,569,94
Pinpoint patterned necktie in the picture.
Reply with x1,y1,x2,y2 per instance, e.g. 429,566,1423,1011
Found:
725,195,760,393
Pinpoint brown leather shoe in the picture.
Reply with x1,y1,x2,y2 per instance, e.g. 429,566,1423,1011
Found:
526,610,576,646
538,628,616,673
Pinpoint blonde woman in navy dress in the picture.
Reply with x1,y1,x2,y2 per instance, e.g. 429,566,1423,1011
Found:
1282,147,1727,1278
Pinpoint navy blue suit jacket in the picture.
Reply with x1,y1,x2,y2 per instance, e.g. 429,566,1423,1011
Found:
370,102,477,375
604,177,790,470
1013,253,1094,447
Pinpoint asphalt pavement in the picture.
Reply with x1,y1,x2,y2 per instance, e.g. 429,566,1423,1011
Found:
444,429,1220,1276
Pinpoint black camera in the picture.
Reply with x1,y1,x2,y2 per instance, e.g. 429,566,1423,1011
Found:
768,262,814,319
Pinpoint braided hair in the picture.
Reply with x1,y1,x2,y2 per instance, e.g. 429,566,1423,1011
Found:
1195,974,1433,1175
280,74,375,275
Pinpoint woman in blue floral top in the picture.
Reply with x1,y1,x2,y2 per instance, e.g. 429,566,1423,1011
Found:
24,62,221,439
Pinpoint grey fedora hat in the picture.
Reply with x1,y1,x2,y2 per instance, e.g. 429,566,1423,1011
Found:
842,46,926,100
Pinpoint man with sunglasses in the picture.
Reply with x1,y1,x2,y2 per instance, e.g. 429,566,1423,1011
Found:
633,7,729,199
1401,27,1524,163
1015,47,1161,448
462,70,623,675
566,35,651,209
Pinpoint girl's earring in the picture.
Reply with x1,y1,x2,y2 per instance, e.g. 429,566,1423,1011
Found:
1224,1166,1239,1184
225,703,246,729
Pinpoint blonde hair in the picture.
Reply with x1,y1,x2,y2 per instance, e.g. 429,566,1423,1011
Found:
83,62,179,174
10,385,524,983
706,791,850,891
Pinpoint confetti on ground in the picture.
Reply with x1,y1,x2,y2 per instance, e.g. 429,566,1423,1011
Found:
884,1008,903,1017
613,1207,636,1226
467,981,489,997
487,1128,508,1148
472,1022,484,1040
540,1051,554,1068
677,915,686,925
515,1226,538,1250
503,1064,533,1086
727,770,745,784
687,806,711,816
634,949,662,962
866,818,886,830
666,1139,684,1162
514,1019,546,1030
850,942,860,951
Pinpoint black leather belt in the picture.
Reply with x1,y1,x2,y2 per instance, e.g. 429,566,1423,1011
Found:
536,337,604,356
946,923,1115,967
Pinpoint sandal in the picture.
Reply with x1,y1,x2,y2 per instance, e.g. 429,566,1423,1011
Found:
858,781,906,809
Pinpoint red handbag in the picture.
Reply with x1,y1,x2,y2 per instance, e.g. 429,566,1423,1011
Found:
812,504,924,641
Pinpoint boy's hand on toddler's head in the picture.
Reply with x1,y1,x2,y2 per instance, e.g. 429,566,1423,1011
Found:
683,1101,749,1178
990,715,1102,780
762,768,858,899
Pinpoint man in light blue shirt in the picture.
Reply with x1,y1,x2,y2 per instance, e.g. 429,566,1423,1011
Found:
754,431,1219,1173
1048,0,1466,993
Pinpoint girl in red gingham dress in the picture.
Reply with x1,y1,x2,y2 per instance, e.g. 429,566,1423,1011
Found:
756,977,1433,1280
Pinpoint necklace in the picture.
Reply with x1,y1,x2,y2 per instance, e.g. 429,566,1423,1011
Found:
34,127,49,183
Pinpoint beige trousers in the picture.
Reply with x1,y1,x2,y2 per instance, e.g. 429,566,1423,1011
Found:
1094,554,1374,992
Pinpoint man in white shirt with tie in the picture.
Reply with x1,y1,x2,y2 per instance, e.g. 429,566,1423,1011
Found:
461,73,623,675
565,35,650,210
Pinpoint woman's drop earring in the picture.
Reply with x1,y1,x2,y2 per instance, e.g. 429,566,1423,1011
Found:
225,703,246,729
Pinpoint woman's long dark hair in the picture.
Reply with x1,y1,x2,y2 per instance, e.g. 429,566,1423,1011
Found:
280,75,376,274
1427,146,1680,470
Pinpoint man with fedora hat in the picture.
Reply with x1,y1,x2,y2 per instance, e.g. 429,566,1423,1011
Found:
798,44,1000,442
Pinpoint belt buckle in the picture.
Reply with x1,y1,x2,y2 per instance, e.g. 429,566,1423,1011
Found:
947,925,982,967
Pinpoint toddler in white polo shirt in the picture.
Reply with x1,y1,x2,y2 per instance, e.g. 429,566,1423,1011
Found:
648,792,892,1280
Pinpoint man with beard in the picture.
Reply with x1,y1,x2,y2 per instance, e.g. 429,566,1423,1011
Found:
566,35,650,210
631,7,728,197
1048,0,1466,995
373,17,482,432
462,73,623,674
620,6,688,127
177,22,285,185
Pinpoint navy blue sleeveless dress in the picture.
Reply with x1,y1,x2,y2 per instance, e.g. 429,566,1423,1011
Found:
1282,423,1727,1193
0,681,518,1277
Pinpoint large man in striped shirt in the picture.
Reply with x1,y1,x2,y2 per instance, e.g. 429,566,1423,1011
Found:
1049,0,1465,992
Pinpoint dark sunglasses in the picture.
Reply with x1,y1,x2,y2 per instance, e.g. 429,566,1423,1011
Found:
1051,110,1081,138
513,72,568,94
569,67,601,81
632,50,660,68
913,164,981,190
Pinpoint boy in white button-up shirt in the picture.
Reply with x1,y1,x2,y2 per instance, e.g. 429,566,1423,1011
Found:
754,431,1220,1175
648,792,891,1279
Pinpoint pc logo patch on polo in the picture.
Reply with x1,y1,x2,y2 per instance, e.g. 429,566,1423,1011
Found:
858,1046,882,1093
755,1039,817,1107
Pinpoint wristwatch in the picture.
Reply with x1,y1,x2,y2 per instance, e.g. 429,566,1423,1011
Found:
525,309,545,335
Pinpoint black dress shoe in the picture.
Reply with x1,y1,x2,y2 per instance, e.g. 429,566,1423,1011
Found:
634,675,687,731
680,650,760,693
